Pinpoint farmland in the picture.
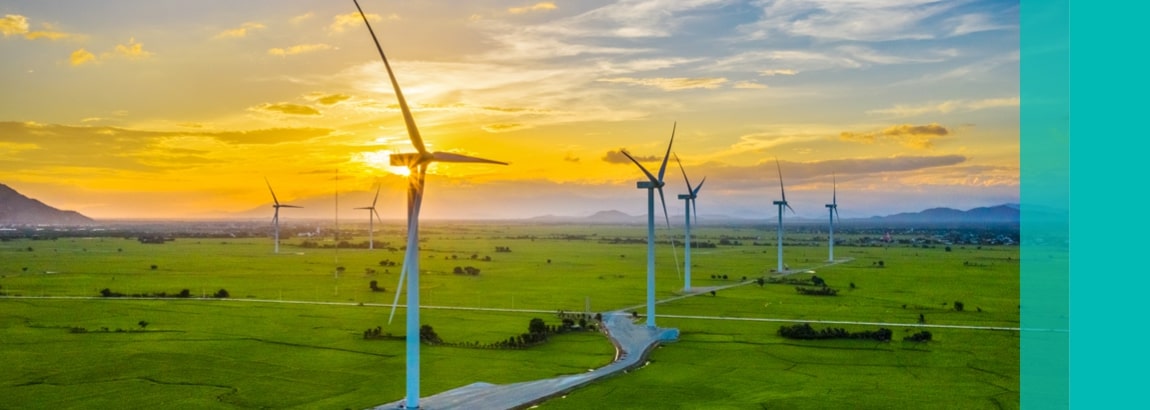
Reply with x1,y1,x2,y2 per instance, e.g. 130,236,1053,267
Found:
0,221,1020,409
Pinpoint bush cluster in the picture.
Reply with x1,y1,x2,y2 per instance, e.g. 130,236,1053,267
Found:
777,323,892,341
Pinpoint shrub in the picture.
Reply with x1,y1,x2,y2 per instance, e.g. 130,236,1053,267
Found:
954,301,965,312
214,289,230,298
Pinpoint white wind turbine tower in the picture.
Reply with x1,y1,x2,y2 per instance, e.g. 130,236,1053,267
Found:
354,183,384,250
620,123,675,328
826,174,840,262
353,1,507,408
265,178,302,254
772,159,795,274
675,153,705,292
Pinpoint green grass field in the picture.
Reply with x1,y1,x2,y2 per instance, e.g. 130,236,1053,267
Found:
0,223,1019,409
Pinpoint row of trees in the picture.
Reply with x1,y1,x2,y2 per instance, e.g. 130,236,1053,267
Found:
795,286,838,296
777,323,892,341
98,288,228,298
453,266,481,276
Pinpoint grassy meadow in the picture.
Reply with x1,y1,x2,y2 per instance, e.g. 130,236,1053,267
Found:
0,222,1020,409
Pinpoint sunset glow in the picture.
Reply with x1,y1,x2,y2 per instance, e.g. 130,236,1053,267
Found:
0,0,1019,220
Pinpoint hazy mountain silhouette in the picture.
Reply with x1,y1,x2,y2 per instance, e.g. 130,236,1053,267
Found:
0,184,95,225
867,204,1019,225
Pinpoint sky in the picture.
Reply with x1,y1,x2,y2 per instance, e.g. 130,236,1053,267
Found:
0,0,1019,221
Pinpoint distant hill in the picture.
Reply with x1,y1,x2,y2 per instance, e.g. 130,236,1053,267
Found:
527,210,644,224
867,204,1019,225
0,184,94,225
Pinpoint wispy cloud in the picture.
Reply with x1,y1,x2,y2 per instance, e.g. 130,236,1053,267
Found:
2,14,81,41
110,37,152,59
214,22,266,39
840,123,950,149
308,93,351,106
330,11,392,33
509,2,558,14
290,12,315,25
741,0,1013,42
252,103,321,116
868,97,1019,117
598,77,728,91
603,149,658,164
268,43,333,56
759,69,797,76
70,48,96,66
733,81,767,89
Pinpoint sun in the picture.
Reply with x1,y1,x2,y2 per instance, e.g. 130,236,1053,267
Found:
354,149,410,176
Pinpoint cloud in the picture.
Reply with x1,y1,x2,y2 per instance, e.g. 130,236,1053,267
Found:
840,123,951,149
70,49,97,66
253,103,321,116
509,2,558,14
309,93,351,105
290,12,315,25
563,153,580,163
598,77,728,91
759,69,797,76
214,22,266,39
210,127,332,144
602,149,657,164
111,37,152,59
1,14,28,36
740,0,1014,42
481,123,526,133
867,97,1019,117
3,14,80,41
733,81,767,89
330,11,392,33
268,43,333,56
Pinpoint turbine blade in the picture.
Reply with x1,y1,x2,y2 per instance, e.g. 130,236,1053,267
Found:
658,186,671,229
279,205,303,208
353,0,428,156
692,197,698,222
775,158,787,203
373,208,385,226
657,122,676,182
669,234,682,281
786,203,796,215
430,151,508,165
675,152,692,192
834,207,840,222
832,173,837,206
693,176,706,196
620,150,659,183
265,177,280,206
389,167,426,325
371,183,382,208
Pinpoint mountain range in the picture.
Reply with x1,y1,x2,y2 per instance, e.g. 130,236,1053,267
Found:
1,183,1024,226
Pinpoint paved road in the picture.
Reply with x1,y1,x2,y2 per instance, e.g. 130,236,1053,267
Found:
371,312,678,409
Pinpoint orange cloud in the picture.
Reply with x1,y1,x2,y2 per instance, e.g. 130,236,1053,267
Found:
330,11,390,33
111,37,152,59
598,77,728,91
253,103,321,116
840,123,950,149
215,22,266,39
509,2,558,14
3,14,80,41
268,43,332,56
70,49,97,66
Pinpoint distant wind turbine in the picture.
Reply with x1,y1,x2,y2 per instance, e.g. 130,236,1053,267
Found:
825,174,840,262
355,183,384,250
620,122,675,328
353,1,507,408
675,153,705,292
265,178,302,254
772,159,795,273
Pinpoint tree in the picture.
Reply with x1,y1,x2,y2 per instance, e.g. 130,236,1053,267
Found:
529,318,548,334
178,289,191,298
150,264,158,270
877,260,885,268
214,288,230,298
420,325,442,344
370,280,384,292
138,320,149,330
954,301,965,312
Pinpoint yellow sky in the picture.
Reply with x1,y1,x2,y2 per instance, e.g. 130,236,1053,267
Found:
0,1,1020,220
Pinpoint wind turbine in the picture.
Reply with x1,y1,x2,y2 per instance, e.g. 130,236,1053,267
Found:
675,153,705,292
265,178,302,254
772,159,795,274
620,122,675,328
352,1,507,408
825,174,840,262
355,183,384,250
